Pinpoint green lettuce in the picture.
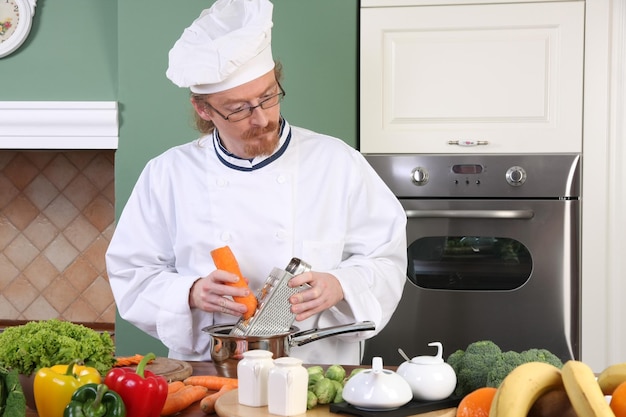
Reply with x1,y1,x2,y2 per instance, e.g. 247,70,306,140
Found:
0,319,116,376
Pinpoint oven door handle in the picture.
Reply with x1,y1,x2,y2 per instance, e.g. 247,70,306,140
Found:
405,209,535,219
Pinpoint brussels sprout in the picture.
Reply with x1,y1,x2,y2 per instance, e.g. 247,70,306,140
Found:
343,367,366,385
307,365,324,375
325,364,346,382
308,371,324,389
313,377,337,405
331,379,344,403
306,390,318,410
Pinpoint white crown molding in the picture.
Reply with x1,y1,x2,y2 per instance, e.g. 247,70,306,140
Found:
0,101,118,149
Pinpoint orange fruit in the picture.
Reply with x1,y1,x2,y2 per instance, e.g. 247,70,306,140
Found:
610,380,626,417
456,387,498,417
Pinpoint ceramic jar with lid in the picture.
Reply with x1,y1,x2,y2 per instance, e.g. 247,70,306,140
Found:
237,349,275,407
343,356,413,410
397,341,457,401
267,357,308,416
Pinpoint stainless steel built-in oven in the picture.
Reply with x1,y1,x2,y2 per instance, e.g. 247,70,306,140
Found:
362,154,580,365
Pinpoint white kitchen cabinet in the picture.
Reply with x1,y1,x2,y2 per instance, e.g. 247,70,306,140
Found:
360,1,584,154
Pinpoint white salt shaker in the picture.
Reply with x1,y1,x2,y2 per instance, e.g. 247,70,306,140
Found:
267,357,308,416
237,350,275,407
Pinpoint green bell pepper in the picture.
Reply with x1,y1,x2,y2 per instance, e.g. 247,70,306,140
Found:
63,383,126,417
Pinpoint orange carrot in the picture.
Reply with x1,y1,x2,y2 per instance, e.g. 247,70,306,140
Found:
114,354,150,367
183,375,239,390
161,385,208,416
167,380,186,394
200,383,236,414
210,246,258,319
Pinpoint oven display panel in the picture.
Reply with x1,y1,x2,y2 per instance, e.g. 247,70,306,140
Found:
452,164,484,175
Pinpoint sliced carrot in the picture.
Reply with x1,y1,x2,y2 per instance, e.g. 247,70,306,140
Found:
200,383,236,414
167,380,186,394
183,375,239,391
161,384,208,416
210,246,258,320
114,354,149,367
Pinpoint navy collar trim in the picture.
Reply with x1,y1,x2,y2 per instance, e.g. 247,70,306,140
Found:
213,119,291,172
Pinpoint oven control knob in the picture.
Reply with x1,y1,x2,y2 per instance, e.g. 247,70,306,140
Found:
411,167,429,186
505,166,527,186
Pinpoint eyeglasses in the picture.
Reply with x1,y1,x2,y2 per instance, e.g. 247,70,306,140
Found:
207,84,285,122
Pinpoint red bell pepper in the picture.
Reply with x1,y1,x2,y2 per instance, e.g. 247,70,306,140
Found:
103,353,167,417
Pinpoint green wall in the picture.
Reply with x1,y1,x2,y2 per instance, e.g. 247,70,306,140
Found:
1,0,358,356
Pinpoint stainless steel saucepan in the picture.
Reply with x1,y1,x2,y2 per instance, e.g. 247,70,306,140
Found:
202,321,375,377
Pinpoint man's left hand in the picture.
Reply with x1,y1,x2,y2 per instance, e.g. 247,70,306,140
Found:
287,271,344,321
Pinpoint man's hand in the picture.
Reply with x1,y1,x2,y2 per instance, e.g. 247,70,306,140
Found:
287,271,344,321
189,270,250,317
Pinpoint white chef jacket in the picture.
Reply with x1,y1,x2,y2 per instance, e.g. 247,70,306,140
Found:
106,118,407,365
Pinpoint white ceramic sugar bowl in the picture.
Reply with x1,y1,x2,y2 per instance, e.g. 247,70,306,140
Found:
343,356,413,411
397,341,457,401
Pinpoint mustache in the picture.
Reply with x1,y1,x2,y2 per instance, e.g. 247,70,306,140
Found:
242,121,279,140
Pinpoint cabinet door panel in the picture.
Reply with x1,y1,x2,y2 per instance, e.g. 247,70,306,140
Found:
360,1,584,153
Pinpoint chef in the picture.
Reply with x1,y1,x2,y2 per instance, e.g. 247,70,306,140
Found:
105,0,407,365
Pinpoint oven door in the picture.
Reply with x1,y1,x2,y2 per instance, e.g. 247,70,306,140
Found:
363,198,580,365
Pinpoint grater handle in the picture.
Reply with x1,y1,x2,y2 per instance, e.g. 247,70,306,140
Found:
285,258,311,276
288,321,376,347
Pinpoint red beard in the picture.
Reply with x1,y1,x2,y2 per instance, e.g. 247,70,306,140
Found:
242,121,280,157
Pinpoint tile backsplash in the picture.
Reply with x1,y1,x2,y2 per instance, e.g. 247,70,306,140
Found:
0,150,116,326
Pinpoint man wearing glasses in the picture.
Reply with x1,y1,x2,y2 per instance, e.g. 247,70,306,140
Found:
106,0,407,365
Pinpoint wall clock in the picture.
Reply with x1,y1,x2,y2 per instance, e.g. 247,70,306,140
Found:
0,0,36,58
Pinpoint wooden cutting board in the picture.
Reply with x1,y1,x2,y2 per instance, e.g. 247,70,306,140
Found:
214,389,457,417
215,389,334,417
127,357,193,382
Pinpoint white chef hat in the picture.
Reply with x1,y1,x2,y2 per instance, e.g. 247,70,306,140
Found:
166,0,275,94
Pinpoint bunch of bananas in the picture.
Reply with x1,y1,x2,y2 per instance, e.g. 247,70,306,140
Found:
489,360,626,417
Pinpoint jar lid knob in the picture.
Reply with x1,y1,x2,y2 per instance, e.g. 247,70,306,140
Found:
410,341,445,365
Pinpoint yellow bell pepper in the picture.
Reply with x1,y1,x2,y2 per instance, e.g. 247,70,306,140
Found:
34,361,102,417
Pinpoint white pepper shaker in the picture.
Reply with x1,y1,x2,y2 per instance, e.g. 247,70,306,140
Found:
267,357,308,416
237,349,275,407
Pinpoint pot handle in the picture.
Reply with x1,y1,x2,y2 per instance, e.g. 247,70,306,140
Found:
288,321,375,347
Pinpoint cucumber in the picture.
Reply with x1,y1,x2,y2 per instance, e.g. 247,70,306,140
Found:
0,367,25,417
0,367,7,415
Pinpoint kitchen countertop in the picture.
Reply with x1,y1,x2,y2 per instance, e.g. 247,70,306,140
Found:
25,362,457,417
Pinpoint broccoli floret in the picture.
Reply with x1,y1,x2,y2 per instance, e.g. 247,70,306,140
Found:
464,340,502,357
446,349,465,396
447,341,565,397
519,348,564,368
446,349,465,374
452,340,502,397
486,350,524,388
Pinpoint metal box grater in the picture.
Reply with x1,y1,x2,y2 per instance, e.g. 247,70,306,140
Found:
229,258,311,336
